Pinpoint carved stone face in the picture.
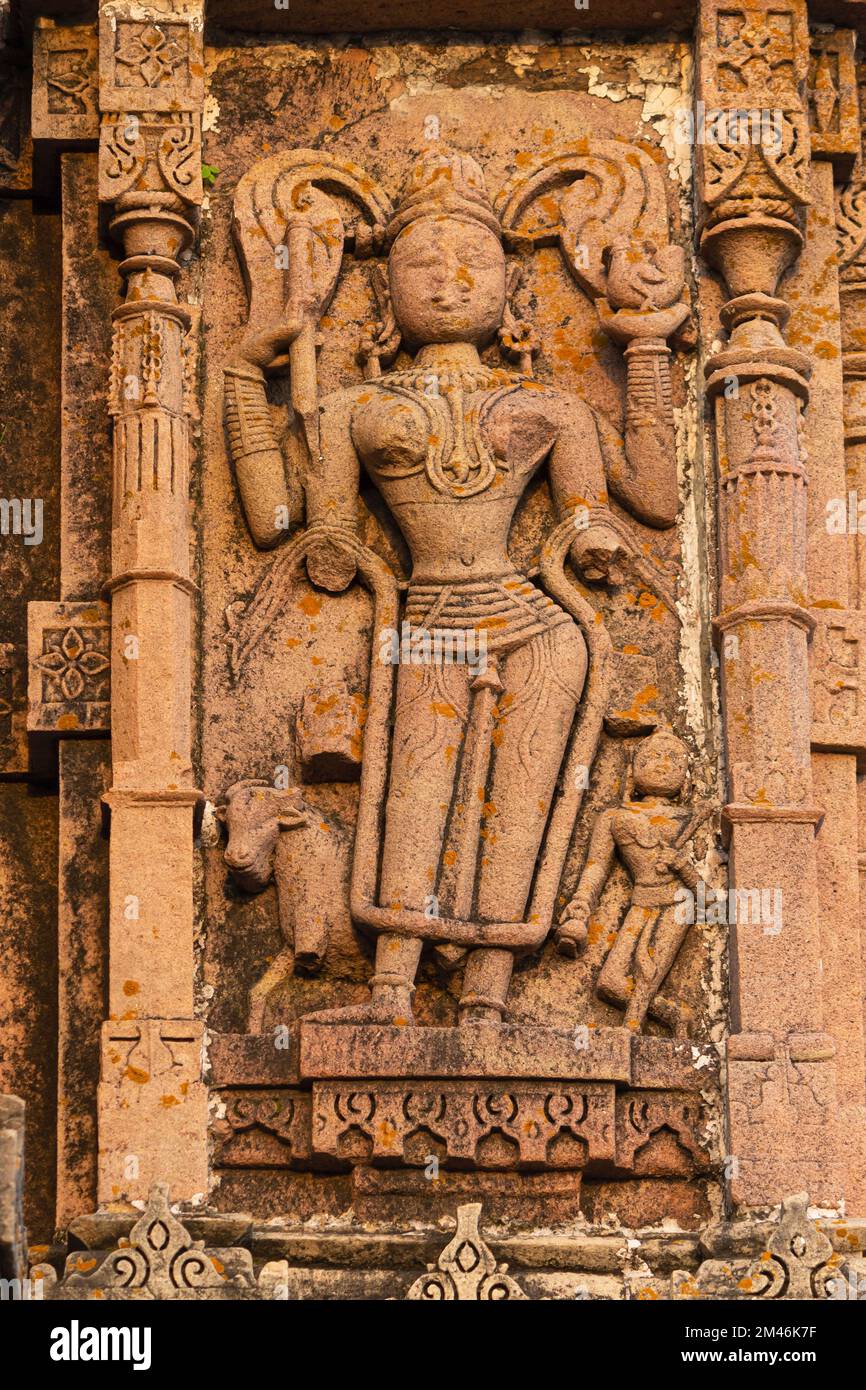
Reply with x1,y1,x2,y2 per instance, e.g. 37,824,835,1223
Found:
388,216,506,348
633,735,688,798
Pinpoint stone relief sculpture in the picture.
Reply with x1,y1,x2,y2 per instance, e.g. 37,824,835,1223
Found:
555,729,712,1036
9,0,866,1311
222,142,694,1033
218,779,347,1027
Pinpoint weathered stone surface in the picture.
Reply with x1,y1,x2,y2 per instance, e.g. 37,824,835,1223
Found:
28,598,110,734
32,18,98,144
5,0,866,1304
34,1183,288,1300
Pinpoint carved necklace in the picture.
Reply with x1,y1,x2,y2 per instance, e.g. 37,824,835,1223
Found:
375,366,523,498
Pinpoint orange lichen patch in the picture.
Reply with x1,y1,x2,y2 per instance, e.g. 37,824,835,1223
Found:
635,592,665,622
211,1257,226,1276
611,683,660,725
314,694,339,715
587,918,606,946
431,701,457,718
298,593,322,617
124,1066,149,1085
72,1257,98,1273
161,1094,180,1108
57,713,80,731
443,849,457,867
481,801,498,819
329,115,346,131
122,980,140,996
377,1119,398,1146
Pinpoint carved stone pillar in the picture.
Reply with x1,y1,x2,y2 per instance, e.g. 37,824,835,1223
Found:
96,0,206,1204
696,0,840,1207
831,54,866,1213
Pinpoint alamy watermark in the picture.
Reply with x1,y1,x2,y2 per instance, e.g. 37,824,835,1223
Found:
0,497,43,546
826,491,866,533
379,622,488,674
675,882,783,935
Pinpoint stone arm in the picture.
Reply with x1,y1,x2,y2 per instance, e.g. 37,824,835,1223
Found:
554,808,617,957
571,808,618,914
223,362,289,549
669,847,701,894
547,396,629,583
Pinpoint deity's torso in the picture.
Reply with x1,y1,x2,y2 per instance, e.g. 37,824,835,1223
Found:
349,364,564,584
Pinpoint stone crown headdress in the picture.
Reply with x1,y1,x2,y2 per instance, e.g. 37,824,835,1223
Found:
386,144,502,244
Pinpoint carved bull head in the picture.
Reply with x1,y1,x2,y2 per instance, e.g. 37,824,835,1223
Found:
216,779,308,892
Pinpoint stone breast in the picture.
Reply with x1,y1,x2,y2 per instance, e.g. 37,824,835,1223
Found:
351,382,560,493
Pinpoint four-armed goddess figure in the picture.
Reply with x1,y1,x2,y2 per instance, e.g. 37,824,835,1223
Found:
224,147,651,1029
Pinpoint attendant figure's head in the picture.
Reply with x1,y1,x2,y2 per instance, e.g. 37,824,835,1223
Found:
633,729,689,799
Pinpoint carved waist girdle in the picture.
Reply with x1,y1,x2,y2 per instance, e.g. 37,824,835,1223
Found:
404,572,575,653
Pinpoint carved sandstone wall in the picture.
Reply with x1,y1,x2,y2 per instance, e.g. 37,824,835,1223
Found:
1,0,866,1301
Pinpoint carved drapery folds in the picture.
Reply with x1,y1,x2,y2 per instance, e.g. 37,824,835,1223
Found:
96,0,206,1204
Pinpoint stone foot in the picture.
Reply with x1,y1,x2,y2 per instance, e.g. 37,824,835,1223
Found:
303,994,414,1027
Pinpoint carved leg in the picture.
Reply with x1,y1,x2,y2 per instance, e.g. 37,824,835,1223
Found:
378,659,470,911
248,947,296,1032
475,625,585,921
596,904,656,1015
455,626,584,1024
459,947,514,1024
627,906,692,1037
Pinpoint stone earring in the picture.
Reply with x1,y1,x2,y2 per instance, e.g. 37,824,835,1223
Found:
359,262,401,379
497,260,539,375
